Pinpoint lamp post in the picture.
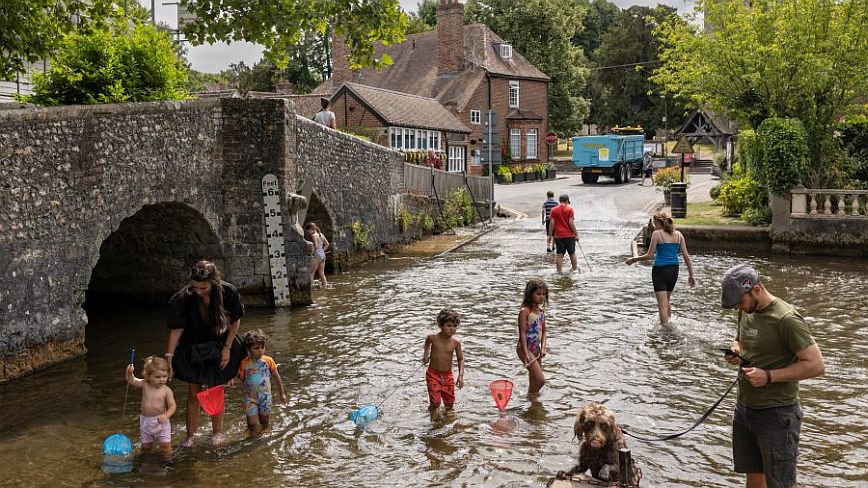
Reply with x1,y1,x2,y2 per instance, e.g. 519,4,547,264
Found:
661,95,668,161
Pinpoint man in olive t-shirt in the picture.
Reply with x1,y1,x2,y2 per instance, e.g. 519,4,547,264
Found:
720,263,825,488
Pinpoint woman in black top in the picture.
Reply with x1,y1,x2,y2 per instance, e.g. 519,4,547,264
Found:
165,260,245,447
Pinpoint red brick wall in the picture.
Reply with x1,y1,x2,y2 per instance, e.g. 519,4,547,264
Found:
331,91,387,144
436,0,464,75
455,76,549,169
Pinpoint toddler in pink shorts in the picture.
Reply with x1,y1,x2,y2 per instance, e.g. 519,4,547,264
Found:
126,356,177,459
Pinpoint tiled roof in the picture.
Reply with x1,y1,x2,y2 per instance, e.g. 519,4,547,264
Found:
315,23,549,112
338,83,470,133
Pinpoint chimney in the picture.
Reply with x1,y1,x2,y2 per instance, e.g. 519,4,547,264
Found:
436,0,464,75
330,32,351,91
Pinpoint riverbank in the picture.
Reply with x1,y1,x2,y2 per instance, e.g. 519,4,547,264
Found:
393,220,502,257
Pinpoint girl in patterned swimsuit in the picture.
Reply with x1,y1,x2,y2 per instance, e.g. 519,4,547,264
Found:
233,329,287,436
304,222,329,288
516,278,549,398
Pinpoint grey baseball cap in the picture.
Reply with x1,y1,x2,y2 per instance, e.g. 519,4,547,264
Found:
720,263,760,308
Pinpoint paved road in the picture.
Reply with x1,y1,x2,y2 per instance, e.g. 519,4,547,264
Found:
494,172,718,224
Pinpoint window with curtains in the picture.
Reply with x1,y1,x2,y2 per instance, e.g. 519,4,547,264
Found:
387,127,442,151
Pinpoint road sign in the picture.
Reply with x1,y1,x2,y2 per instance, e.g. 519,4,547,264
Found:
545,132,557,145
671,135,695,154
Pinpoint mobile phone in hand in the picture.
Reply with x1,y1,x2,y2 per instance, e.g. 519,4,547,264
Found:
720,348,750,366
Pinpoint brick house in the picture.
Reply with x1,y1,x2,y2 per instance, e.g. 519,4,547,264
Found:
330,82,471,171
316,0,550,175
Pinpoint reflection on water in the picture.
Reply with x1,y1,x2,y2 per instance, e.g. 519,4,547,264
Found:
1,215,867,487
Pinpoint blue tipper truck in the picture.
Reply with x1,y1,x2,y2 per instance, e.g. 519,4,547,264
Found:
571,127,645,184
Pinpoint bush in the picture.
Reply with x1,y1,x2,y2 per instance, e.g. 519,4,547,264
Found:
742,206,772,226
351,220,372,250
755,118,810,193
654,166,688,192
709,183,722,200
396,207,413,232
717,164,766,217
494,164,512,183
25,23,189,106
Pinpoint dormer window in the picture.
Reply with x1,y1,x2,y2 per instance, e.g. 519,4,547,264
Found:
499,43,512,59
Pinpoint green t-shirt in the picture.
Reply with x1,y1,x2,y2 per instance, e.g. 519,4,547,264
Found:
736,298,816,408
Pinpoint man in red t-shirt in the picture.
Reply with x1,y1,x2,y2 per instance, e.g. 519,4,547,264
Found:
547,194,579,272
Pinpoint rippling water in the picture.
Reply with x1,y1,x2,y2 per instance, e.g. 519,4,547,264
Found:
1,214,866,487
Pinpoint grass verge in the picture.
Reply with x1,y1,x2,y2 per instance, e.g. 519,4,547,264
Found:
674,201,744,226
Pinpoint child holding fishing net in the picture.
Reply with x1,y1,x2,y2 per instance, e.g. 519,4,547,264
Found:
230,329,287,436
517,278,548,399
125,356,177,460
422,309,465,416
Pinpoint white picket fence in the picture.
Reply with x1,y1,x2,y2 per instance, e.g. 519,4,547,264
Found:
404,163,493,204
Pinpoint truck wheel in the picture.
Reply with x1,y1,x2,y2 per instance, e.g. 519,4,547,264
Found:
590,174,599,184
581,173,591,184
613,164,624,184
624,165,631,183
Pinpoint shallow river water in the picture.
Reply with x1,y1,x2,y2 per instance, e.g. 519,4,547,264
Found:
1,212,866,487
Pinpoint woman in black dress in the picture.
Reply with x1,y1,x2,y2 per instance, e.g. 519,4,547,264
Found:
165,260,245,447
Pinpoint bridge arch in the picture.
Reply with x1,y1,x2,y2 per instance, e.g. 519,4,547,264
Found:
85,202,223,309
303,191,336,274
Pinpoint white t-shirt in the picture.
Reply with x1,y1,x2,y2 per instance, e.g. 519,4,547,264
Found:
314,110,336,128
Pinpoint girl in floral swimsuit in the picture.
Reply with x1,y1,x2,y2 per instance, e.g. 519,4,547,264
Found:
516,278,549,398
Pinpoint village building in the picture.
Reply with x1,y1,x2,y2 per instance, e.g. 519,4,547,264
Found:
315,0,550,175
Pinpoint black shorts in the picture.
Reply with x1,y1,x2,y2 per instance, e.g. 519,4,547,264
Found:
732,403,802,488
545,220,551,235
651,264,679,292
554,236,576,255
644,168,653,177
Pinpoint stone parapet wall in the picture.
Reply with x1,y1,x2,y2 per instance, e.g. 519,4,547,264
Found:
294,115,406,264
770,192,868,257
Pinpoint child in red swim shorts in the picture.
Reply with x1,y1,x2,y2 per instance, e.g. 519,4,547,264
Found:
422,309,465,414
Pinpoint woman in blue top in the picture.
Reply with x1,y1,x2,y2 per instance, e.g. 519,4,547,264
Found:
625,212,695,326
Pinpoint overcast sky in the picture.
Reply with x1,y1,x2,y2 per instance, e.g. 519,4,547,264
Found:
141,0,696,73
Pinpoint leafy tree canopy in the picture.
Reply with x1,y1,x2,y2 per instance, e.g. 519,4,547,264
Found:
465,0,591,135
587,5,690,136
405,0,438,35
653,0,868,184
180,0,407,70
24,22,189,105
0,0,114,79
572,0,619,58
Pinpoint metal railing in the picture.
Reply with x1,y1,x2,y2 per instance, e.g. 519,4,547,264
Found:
403,163,492,203
790,188,868,217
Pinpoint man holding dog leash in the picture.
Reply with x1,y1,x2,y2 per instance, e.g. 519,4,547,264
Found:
720,264,825,488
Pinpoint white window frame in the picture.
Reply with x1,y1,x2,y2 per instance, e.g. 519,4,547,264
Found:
509,81,520,108
470,109,481,125
526,129,538,159
499,44,512,59
510,128,521,159
447,145,466,173
388,127,442,152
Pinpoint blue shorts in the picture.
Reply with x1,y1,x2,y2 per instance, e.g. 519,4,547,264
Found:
733,403,802,488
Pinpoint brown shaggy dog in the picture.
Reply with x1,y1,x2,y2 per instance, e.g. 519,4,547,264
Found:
556,404,628,482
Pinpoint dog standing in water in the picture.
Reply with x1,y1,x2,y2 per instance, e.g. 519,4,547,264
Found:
557,404,635,483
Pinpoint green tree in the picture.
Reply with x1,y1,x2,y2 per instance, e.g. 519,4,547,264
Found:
653,0,868,187
0,0,113,79
572,0,619,58
587,5,689,136
180,0,407,70
24,23,189,105
465,0,590,135
405,0,438,34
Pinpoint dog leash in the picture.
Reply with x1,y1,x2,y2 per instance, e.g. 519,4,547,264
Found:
621,373,740,442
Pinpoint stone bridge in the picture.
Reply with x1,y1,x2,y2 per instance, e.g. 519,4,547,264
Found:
0,98,409,381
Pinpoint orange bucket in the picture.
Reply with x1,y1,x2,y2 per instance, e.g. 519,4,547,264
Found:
489,380,514,411
196,385,225,416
